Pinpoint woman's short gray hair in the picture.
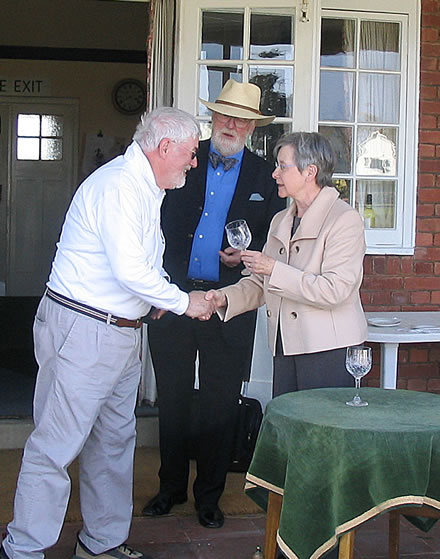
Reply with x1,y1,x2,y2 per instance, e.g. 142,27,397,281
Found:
133,107,201,152
274,132,335,188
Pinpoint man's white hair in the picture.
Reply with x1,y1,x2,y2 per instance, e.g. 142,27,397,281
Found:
133,107,200,152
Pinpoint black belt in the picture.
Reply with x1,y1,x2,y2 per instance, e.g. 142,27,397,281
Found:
46,288,143,329
186,279,220,290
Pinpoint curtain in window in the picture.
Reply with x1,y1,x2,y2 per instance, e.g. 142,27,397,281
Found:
147,0,176,111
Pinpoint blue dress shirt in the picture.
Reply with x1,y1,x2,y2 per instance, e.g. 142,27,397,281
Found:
187,144,244,282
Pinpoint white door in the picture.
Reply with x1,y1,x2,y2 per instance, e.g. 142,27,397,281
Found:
0,99,78,296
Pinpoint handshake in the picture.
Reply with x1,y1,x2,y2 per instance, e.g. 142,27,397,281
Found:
185,289,226,321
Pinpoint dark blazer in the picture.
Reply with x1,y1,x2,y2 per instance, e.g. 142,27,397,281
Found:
160,139,285,347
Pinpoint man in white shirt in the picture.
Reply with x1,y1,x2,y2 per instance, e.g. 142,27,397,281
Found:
1,107,213,559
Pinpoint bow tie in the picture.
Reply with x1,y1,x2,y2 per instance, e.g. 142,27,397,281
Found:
208,151,238,171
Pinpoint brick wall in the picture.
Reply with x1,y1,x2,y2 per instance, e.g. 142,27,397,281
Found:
362,0,440,392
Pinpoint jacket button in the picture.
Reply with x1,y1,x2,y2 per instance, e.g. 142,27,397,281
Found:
291,311,298,319
188,233,193,239
279,247,285,255
266,310,272,318
295,245,300,253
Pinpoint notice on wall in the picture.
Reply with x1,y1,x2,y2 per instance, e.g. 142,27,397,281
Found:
81,133,126,178
0,77,51,96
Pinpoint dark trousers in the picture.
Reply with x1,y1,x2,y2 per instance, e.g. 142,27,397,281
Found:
148,312,252,506
273,337,352,559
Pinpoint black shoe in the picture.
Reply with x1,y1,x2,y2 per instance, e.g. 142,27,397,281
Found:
142,492,187,516
197,504,224,528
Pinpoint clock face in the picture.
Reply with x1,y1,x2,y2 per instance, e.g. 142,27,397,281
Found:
112,79,146,115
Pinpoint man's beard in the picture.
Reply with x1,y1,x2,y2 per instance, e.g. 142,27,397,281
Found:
171,167,190,189
211,128,245,156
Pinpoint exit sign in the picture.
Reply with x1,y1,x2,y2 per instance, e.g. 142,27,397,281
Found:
0,78,51,96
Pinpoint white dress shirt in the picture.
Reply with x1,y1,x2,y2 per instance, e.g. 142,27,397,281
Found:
48,141,189,319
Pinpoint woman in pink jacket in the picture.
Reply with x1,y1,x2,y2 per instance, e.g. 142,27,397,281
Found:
209,131,368,397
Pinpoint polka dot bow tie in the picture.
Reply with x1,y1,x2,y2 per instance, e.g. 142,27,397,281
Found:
208,151,238,171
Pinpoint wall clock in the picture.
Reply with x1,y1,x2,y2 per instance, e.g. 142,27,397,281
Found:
112,79,146,115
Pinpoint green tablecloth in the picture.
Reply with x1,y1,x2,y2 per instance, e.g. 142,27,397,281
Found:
246,387,440,559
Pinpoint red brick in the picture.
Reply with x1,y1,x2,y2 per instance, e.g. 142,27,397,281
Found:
432,291,440,304
419,159,440,173
407,379,428,391
434,262,440,274
415,232,434,246
429,347,440,361
436,146,440,158
360,291,370,306
385,256,401,274
418,175,436,188
417,203,435,216
396,378,408,389
402,361,438,378
422,26,439,41
420,113,438,128
372,256,386,274
414,261,434,274
410,291,431,304
420,100,440,115
402,304,437,311
363,255,373,274
401,257,414,274
370,290,392,305
422,42,440,57
435,204,440,216
404,276,440,289
427,379,440,394
419,144,436,157
362,276,403,290
399,349,409,364
419,130,440,144
410,348,429,362
418,188,440,203
435,232,440,245
417,218,440,232
390,291,409,305
417,247,440,260
421,57,438,72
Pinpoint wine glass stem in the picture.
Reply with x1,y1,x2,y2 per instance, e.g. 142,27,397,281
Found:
355,377,361,398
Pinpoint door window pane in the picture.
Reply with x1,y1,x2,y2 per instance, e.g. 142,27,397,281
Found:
319,125,352,173
17,138,39,160
355,180,396,228
41,139,63,161
41,115,64,137
249,122,291,162
319,70,354,121
17,114,40,137
249,67,293,118
250,12,294,60
360,21,400,71
321,18,355,68
201,11,244,60
358,74,400,123
199,65,243,116
356,128,397,175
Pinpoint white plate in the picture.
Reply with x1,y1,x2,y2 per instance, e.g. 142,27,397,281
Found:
368,317,401,327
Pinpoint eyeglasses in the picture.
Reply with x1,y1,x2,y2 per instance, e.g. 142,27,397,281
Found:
274,162,297,172
171,140,199,160
214,113,252,129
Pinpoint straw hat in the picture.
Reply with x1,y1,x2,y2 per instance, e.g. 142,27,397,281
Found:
199,79,275,127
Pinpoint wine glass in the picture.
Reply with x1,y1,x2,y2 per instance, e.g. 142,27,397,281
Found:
225,219,252,250
345,345,372,407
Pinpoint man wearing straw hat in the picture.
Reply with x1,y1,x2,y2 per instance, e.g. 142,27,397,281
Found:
143,79,284,528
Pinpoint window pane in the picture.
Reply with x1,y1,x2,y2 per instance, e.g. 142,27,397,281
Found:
249,67,293,118
333,178,351,203
17,114,40,137
319,70,354,121
17,138,39,160
250,12,294,61
41,139,63,160
41,115,64,137
321,18,355,68
318,125,352,174
201,11,244,60
199,65,242,116
358,73,400,123
356,180,396,228
360,21,400,71
356,128,397,175
248,122,291,162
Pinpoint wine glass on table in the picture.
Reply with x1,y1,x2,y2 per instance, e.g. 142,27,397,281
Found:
345,345,372,407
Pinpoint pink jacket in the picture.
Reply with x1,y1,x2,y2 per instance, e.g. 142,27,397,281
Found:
221,186,368,355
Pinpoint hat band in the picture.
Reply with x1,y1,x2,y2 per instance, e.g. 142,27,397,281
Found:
215,99,262,116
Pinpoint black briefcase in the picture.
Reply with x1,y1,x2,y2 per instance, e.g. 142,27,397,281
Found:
229,393,263,473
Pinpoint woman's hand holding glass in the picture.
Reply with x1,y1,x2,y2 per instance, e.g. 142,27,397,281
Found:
241,250,276,276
